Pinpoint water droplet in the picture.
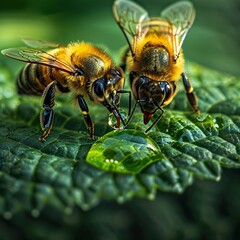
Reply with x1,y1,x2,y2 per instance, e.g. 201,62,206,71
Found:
196,113,210,122
213,118,220,128
108,108,127,129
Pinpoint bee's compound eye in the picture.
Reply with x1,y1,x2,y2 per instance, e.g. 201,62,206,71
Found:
93,81,105,98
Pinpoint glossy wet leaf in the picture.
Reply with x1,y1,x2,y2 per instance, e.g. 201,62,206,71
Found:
0,61,240,216
87,129,162,173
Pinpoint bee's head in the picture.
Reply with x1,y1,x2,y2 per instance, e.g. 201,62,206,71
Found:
91,67,124,128
130,72,176,124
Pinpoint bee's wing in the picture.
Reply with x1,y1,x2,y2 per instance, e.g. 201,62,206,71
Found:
1,47,75,74
113,0,149,57
161,1,195,58
21,38,65,49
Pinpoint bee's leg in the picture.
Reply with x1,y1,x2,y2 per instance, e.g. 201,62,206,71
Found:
77,95,94,140
55,81,69,93
123,100,138,128
145,83,168,133
116,89,132,124
145,107,165,133
181,73,200,114
39,81,56,142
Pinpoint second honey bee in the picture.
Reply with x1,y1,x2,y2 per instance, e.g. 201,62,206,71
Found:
1,39,129,141
113,0,200,132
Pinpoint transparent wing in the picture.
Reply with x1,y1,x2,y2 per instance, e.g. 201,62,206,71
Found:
1,47,75,74
161,1,195,58
21,38,65,49
113,0,149,57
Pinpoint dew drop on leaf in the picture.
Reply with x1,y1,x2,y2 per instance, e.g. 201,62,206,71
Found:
86,129,164,174
213,118,219,128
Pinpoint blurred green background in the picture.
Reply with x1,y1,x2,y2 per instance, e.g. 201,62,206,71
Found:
0,0,240,75
0,0,240,239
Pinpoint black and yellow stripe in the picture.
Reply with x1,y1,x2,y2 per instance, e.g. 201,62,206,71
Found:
17,64,47,95
16,63,68,96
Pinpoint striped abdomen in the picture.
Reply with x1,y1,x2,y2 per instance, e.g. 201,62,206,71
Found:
17,63,69,95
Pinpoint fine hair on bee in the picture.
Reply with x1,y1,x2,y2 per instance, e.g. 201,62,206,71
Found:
113,0,200,132
1,38,132,141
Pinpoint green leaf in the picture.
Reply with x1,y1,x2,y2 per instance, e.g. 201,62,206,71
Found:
0,61,240,216
86,129,162,174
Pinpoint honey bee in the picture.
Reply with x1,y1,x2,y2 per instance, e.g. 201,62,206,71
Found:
113,0,200,132
1,39,129,141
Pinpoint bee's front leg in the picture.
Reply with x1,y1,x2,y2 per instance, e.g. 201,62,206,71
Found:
39,81,56,142
181,73,200,114
77,95,94,140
